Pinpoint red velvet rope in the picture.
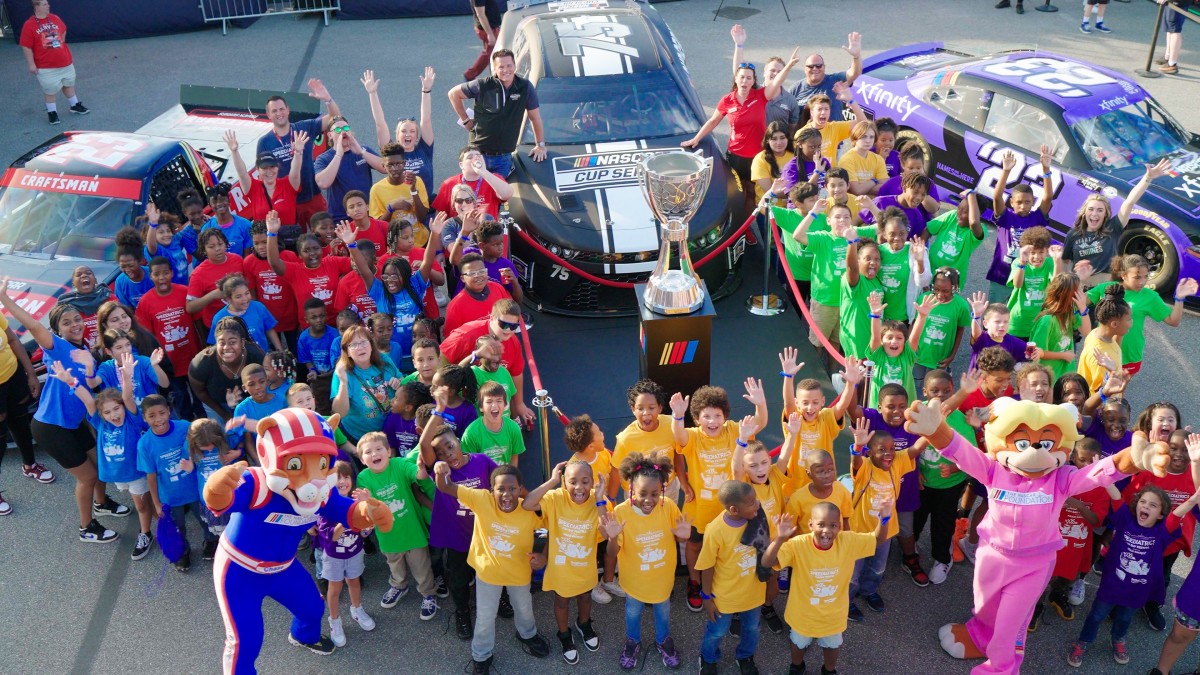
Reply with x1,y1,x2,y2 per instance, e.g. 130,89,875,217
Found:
509,212,757,290
770,214,848,368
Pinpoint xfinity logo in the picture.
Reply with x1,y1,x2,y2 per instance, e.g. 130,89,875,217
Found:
855,81,921,122
1098,96,1128,112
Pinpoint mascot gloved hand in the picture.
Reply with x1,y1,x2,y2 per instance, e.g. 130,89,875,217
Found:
904,397,1168,675
202,408,394,675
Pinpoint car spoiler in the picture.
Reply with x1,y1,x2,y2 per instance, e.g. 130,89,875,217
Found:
177,84,322,122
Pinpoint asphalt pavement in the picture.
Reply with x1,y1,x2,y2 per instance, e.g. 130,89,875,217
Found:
1,1,1200,673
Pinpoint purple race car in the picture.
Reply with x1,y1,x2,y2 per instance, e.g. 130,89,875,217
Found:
853,43,1200,296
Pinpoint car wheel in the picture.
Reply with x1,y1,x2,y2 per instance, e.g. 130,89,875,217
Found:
896,129,931,173
1119,223,1178,292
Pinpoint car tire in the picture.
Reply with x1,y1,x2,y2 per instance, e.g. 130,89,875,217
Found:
1118,222,1178,292
896,129,932,174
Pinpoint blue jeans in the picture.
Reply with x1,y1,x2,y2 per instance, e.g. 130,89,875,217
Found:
850,538,891,599
483,152,513,178
700,607,761,664
1079,599,1136,644
625,596,671,644
168,375,202,421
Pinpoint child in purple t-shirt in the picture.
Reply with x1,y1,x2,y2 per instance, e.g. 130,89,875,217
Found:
967,295,1041,371
318,460,375,647
384,380,432,457
418,420,498,632
1068,483,1196,668
987,146,1054,300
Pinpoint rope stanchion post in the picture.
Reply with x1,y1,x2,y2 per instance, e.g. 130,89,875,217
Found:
746,211,785,316
770,220,847,369
533,389,553,483
860,360,876,411
1136,0,1168,79
1034,0,1058,13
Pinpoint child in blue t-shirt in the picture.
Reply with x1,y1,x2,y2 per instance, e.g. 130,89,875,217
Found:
136,394,208,571
96,332,168,407
207,276,282,352
230,363,287,451
52,359,155,561
144,202,190,284
114,227,155,307
369,313,406,374
298,298,337,413
987,146,1054,301
188,418,243,560
264,349,297,398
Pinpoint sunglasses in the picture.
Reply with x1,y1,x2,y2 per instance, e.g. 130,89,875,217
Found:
332,125,351,134
396,116,417,123
737,63,756,71
496,319,521,331
806,64,825,70
454,197,476,204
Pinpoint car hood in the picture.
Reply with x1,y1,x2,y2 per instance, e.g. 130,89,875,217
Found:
0,256,118,343
509,136,735,254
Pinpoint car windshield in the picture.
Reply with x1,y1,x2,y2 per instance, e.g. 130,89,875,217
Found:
1070,99,1191,170
534,71,701,144
0,187,132,260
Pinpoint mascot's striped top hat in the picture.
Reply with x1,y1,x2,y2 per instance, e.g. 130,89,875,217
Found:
255,408,339,471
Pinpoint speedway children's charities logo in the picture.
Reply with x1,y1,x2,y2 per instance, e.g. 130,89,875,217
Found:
552,149,670,194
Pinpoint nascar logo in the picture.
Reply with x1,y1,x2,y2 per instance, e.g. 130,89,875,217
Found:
553,149,669,194
659,340,699,366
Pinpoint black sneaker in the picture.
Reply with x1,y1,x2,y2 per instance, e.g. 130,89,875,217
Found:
737,656,760,675
994,0,1010,6
455,609,473,640
862,592,886,613
517,632,550,658
820,668,838,675
789,664,806,675
574,619,600,652
48,111,60,125
473,656,493,674
69,102,90,115
762,604,785,634
1015,1,1024,13
175,550,192,573
558,630,579,665
436,575,449,598
498,591,515,619
700,657,720,675
1145,602,1167,631
729,617,741,637
287,632,335,655
93,497,131,517
79,519,118,544
1049,591,1074,621
202,540,218,561
848,602,864,623
132,531,153,560
1028,602,1043,632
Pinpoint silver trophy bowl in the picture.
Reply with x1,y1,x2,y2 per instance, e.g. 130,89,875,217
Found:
639,152,713,315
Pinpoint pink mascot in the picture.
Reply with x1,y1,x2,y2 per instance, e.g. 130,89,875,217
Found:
904,397,1168,674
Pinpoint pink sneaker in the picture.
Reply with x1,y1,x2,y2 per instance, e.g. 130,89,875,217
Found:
22,462,55,484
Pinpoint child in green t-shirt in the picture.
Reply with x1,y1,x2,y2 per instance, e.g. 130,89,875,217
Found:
911,369,972,585
1030,273,1091,382
865,290,917,408
356,431,440,618
909,268,972,392
465,334,517,414
461,381,526,467
873,207,930,324
772,182,821,304
840,235,885,360
926,190,985,282
1006,226,1061,339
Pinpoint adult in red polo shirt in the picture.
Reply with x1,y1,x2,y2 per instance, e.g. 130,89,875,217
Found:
243,221,299,338
443,253,510,335
431,147,513,221
265,213,351,324
20,0,88,125
681,51,799,215
226,130,302,227
441,299,533,426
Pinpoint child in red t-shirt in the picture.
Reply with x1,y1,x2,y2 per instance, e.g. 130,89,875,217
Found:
185,229,243,332
137,258,203,420
243,220,299,335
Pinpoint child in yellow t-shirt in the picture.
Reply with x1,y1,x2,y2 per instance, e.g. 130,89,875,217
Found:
696,481,767,672
847,416,920,623
522,460,606,665
432,462,548,670
762,500,893,675
599,451,691,670
564,414,623,605
779,346,861,492
608,379,679,501
671,379,768,614
785,450,853,535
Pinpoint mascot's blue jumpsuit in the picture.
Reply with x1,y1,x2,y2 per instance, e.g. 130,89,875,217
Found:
211,467,353,674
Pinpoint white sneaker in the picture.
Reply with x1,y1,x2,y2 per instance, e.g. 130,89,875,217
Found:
0,493,11,516
599,579,626,598
329,617,346,647
1068,577,1087,606
350,604,376,631
929,561,952,585
591,583,613,604
958,536,978,564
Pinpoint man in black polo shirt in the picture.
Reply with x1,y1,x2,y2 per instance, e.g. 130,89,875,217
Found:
448,49,548,178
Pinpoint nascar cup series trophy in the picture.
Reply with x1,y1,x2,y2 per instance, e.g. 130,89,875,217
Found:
635,151,716,408
639,151,712,315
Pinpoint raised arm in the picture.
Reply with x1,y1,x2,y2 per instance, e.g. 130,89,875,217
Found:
831,356,863,422
868,291,886,352
792,198,827,247
432,461,459,498
968,290,987,343
335,220,375,289
1037,144,1054,217
744,376,769,433
118,353,140,414
993,151,1016,216
0,276,55,350
1118,159,1169,226
965,189,984,240
763,47,800,102
1165,278,1198,327
417,213,446,282
842,32,863,84
418,66,436,146
844,232,861,287
668,392,690,447
730,24,746,78
909,294,937,354
760,513,798,569
264,211,288,276
223,130,253,195
147,349,169,388
778,346,804,416
362,69,392,148
287,130,309,191
522,461,565,511
145,202,161,256
1011,245,1031,289
51,361,96,416
775,411,802,471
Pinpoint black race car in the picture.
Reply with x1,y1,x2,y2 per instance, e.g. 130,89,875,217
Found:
498,0,745,316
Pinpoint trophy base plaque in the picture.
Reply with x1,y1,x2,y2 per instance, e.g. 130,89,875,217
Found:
637,281,714,401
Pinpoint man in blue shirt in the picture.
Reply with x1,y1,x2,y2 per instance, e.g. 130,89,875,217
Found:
256,78,339,230
314,119,384,221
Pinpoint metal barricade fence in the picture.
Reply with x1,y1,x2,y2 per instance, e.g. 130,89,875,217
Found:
199,0,340,35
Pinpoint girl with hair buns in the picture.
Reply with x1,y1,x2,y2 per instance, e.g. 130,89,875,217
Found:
1077,284,1131,392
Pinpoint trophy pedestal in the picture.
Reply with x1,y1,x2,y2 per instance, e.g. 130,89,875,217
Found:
637,281,714,401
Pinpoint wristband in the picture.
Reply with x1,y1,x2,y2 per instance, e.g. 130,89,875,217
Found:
871,178,879,186
735,439,748,448
779,371,793,378
595,500,608,507
1041,172,1052,179
880,515,892,525
421,89,431,94
460,235,471,242
1075,307,1088,317
699,591,716,600
1100,392,1108,404
868,313,882,320
1015,263,1027,269
971,314,980,322
1175,296,1185,303
673,415,685,421
847,237,860,245
734,43,744,48
432,410,454,423
850,442,865,457
149,222,159,228
347,242,357,249
266,232,277,238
